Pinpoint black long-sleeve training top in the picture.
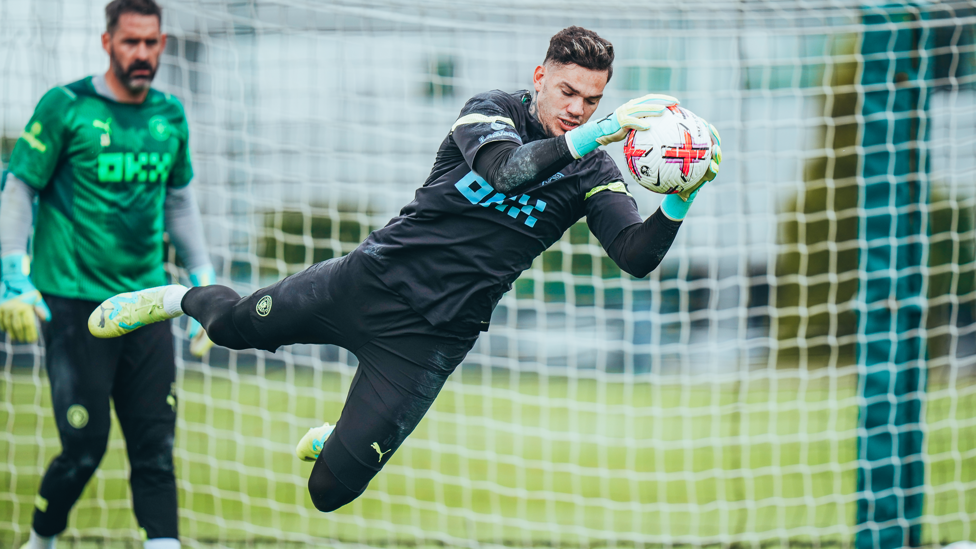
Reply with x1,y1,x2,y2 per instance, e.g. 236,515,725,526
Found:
356,89,682,332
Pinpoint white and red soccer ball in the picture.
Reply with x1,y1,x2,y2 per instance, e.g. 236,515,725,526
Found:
623,105,713,195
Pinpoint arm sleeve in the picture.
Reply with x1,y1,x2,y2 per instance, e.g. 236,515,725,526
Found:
7,87,74,190
164,184,211,271
472,137,576,194
605,208,682,278
582,154,644,251
452,92,576,194
166,102,194,189
0,174,38,256
582,153,680,276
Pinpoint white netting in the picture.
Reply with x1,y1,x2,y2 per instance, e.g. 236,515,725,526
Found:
2,1,975,547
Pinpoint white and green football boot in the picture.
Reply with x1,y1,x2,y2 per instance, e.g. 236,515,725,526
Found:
296,422,334,462
88,285,183,339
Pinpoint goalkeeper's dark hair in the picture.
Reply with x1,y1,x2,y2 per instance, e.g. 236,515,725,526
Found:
105,0,162,34
544,26,615,83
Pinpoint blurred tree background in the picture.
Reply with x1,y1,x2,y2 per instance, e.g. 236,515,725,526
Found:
775,32,861,367
775,8,976,370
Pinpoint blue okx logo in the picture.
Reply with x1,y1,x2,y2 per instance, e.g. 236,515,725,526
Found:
455,171,547,227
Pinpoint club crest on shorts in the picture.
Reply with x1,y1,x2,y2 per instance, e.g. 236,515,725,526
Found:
67,404,89,429
256,295,273,316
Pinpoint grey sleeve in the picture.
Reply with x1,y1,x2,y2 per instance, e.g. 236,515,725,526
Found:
0,174,38,256
164,184,211,271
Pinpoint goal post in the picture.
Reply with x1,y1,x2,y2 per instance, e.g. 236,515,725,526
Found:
1,1,975,547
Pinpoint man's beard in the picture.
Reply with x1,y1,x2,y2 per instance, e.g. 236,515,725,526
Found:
111,48,156,92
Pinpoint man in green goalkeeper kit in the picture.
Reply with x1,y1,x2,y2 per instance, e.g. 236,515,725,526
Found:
0,1,213,548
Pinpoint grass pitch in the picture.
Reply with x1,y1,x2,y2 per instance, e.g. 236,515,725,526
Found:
2,360,974,548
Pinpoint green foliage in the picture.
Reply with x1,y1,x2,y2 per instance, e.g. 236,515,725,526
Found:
254,209,367,281
928,193,976,298
1,135,16,164
775,22,976,366
926,188,976,361
425,55,455,98
775,35,860,366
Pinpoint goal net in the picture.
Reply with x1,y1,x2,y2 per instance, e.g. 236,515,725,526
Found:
2,1,974,547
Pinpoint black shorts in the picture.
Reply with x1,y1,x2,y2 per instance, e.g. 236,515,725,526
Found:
230,250,479,491
42,295,176,443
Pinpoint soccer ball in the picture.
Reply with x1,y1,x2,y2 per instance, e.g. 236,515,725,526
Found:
623,105,713,195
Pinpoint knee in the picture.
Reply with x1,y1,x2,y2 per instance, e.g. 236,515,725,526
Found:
58,432,109,480
204,316,250,350
128,426,175,477
130,448,175,478
307,465,361,513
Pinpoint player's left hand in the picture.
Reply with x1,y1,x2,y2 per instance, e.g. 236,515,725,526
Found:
187,265,216,357
0,254,51,343
661,120,721,220
677,120,722,201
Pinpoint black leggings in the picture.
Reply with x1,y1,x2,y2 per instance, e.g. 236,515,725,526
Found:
181,254,478,512
36,296,178,538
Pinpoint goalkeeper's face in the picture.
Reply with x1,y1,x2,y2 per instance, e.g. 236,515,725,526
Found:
532,61,607,137
102,13,167,93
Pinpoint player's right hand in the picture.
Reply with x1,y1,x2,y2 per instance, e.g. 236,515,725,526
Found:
0,254,51,343
599,94,681,145
566,94,679,158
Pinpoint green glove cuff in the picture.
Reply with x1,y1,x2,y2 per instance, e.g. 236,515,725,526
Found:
1,253,31,284
660,190,701,221
189,265,216,287
566,115,620,159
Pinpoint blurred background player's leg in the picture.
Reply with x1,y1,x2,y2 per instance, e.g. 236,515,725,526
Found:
29,297,123,546
113,320,179,546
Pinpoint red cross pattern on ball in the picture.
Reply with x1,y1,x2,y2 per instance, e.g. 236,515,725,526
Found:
623,130,650,180
664,130,710,177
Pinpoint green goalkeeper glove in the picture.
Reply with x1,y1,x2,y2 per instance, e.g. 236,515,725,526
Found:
0,254,51,343
187,265,216,357
566,94,680,159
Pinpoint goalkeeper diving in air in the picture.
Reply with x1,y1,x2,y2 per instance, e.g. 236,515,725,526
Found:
1,1,213,548
88,26,721,512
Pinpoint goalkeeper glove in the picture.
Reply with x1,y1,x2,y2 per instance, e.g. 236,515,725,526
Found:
187,265,216,357
662,120,722,221
0,253,51,343
566,94,680,159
